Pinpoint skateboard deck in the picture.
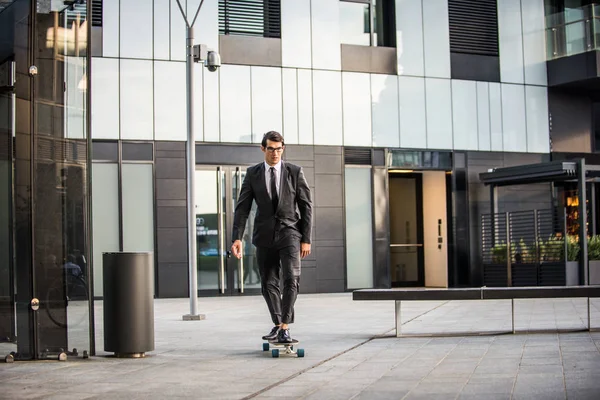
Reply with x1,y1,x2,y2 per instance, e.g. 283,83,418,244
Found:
263,339,304,357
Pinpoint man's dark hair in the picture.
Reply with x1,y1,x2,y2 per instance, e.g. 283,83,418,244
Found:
261,131,284,148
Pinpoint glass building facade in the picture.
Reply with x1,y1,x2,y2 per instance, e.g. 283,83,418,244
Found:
0,0,92,360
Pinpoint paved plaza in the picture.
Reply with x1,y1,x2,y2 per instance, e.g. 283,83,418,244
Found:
1,293,600,399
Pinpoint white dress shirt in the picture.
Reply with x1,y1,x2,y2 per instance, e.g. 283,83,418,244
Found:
264,161,281,199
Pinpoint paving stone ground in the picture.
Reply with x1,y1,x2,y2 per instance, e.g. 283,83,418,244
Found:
1,294,600,399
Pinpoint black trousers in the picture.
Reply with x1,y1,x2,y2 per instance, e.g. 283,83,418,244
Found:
255,231,301,325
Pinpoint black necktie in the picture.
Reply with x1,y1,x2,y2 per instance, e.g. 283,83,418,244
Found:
270,167,278,211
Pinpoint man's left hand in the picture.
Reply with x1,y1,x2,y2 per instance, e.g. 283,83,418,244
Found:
300,243,311,259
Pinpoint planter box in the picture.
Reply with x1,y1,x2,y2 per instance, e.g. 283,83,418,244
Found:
589,260,600,285
539,262,566,286
483,264,508,287
566,261,579,286
511,263,537,286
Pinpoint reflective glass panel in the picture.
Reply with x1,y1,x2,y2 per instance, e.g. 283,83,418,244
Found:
340,1,370,46
389,177,420,285
122,164,154,252
34,3,90,359
345,167,374,289
0,91,15,356
232,169,260,290
195,169,223,291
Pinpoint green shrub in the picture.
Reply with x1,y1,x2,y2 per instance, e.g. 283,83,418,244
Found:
540,236,564,262
567,235,580,262
588,235,600,260
491,242,507,264
514,239,535,263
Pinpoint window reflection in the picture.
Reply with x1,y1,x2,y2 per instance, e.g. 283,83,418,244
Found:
339,0,396,47
340,1,371,46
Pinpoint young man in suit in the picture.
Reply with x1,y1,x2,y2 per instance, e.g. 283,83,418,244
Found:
231,131,313,343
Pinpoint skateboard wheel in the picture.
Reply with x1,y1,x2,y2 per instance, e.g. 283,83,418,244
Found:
297,349,305,358
262,343,269,351
272,349,279,358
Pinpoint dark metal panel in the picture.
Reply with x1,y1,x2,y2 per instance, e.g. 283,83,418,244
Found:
156,141,185,152
314,145,342,155
155,157,186,179
315,207,344,241
452,152,471,286
352,288,482,301
196,144,259,165
315,154,342,174
548,90,592,153
284,145,314,161
91,140,118,161
315,175,343,207
372,167,389,288
156,228,188,263
479,161,577,186
156,179,186,200
373,149,385,166
157,199,186,207
316,279,345,293
156,263,189,298
219,35,281,67
340,44,397,75
300,267,317,293
450,53,500,82
483,286,600,299
156,206,187,228
122,142,153,161
547,50,600,88
90,26,102,57
315,246,345,280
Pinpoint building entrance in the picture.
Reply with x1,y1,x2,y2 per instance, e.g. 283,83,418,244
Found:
389,171,449,287
195,166,261,296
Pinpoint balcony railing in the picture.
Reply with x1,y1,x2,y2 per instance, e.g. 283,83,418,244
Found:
546,4,600,60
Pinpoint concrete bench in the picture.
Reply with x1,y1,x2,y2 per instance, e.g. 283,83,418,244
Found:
353,286,600,337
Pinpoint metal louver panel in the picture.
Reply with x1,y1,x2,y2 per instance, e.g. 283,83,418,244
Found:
91,0,102,27
344,148,372,165
449,0,498,56
219,0,281,38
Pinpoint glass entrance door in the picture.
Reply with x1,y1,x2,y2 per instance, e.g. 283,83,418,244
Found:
195,166,261,296
0,89,16,356
389,174,425,286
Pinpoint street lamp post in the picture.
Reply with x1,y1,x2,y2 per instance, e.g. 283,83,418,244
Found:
175,0,220,320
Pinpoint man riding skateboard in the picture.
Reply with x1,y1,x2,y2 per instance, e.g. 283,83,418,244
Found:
231,131,313,344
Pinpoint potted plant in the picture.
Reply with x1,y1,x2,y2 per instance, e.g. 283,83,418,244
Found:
587,235,600,285
566,235,580,286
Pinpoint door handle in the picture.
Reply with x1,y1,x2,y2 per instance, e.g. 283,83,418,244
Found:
217,167,225,294
236,167,244,294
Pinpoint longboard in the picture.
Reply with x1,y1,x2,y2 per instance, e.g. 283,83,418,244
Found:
262,339,305,358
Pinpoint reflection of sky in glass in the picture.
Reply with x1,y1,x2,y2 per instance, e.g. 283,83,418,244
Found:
339,2,370,46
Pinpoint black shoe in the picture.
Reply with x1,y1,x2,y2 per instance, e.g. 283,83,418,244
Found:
262,326,279,341
277,328,293,343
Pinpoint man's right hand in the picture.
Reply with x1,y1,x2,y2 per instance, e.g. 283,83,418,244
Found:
231,240,243,259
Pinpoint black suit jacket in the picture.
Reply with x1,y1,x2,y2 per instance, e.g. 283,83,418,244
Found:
232,161,312,248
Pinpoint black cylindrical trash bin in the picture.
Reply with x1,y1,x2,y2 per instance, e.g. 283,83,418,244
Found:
103,252,154,357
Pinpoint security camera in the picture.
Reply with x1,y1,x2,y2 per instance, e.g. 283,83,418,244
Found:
205,51,221,72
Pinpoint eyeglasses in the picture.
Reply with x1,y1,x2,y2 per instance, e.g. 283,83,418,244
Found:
266,146,284,153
